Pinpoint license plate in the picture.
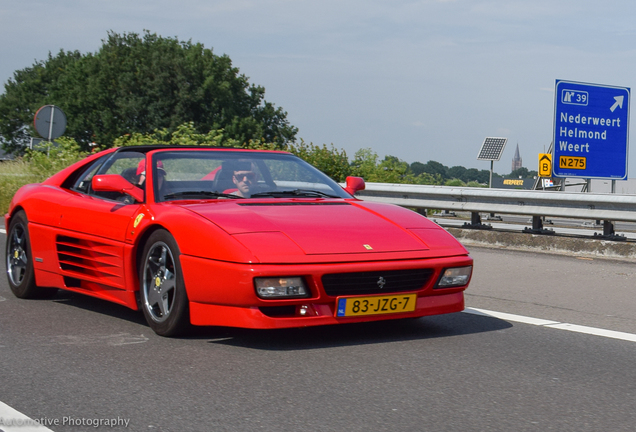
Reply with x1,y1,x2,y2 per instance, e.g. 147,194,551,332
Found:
336,294,417,317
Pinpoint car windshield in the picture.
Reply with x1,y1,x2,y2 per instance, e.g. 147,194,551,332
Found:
151,150,351,202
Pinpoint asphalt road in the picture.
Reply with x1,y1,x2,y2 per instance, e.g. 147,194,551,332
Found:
1,231,635,432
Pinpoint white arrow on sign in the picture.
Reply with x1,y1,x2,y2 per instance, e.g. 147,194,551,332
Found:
610,95,624,112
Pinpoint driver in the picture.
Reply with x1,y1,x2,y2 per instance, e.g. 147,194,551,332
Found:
231,161,256,198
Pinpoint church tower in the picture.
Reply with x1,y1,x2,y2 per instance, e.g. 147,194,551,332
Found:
511,143,522,172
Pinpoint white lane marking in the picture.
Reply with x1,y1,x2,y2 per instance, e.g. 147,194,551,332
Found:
0,401,55,431
0,228,5,234
40,333,149,346
464,307,636,343
544,322,636,343
465,308,560,326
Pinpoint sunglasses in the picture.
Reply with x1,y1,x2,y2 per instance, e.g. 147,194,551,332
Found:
234,172,256,182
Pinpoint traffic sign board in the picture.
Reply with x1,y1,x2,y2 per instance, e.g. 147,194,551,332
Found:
538,153,552,177
33,105,66,140
553,80,630,179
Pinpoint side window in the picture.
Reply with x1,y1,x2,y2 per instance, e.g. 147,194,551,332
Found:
103,157,144,177
87,152,146,202
71,157,107,194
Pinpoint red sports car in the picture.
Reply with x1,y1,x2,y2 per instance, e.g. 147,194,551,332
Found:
5,146,472,336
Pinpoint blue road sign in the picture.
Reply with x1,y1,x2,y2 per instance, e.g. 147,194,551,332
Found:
553,80,630,179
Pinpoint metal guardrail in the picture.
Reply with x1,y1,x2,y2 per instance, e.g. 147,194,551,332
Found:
356,183,636,237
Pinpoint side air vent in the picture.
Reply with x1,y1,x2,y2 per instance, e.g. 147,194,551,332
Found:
55,235,125,290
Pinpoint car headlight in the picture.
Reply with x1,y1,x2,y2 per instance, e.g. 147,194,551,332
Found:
255,277,309,299
435,266,472,288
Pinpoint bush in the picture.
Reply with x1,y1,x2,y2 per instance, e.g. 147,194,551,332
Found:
287,140,350,182
113,122,239,148
351,149,442,185
24,138,87,177
1,138,87,215
0,159,40,215
466,181,486,188
444,178,466,187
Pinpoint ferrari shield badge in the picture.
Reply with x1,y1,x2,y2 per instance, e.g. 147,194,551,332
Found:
134,213,145,228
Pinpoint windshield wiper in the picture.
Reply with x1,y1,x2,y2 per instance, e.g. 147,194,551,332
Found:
250,189,340,198
162,191,243,200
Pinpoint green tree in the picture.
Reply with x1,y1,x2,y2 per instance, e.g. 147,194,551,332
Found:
445,178,466,186
287,140,350,182
0,50,82,153
509,167,537,178
350,148,380,180
0,31,297,154
410,161,427,176
419,160,448,180
113,122,239,148
376,155,412,183
476,169,493,183
352,149,441,185
411,159,496,184
448,165,466,181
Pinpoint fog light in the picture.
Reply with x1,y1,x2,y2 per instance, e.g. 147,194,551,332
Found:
255,277,309,299
436,266,472,288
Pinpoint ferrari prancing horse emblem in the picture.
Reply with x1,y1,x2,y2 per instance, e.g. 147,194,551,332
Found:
377,277,386,289
134,213,145,228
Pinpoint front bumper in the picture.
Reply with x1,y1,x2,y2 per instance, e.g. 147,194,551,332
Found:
181,254,472,329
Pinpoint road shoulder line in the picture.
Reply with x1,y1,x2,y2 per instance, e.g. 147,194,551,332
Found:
464,307,636,343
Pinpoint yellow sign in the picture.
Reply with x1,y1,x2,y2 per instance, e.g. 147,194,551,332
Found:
559,156,586,170
538,153,552,177
134,213,145,228
503,179,525,186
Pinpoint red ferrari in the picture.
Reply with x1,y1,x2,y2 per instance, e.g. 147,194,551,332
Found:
5,146,472,336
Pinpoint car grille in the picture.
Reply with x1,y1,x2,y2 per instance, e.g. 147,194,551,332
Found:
322,269,434,296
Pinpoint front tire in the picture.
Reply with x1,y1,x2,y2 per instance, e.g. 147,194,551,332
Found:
139,230,190,337
6,211,57,299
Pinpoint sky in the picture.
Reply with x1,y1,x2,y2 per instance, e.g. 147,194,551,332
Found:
2,0,636,173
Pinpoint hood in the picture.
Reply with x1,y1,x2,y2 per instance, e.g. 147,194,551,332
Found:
181,200,436,255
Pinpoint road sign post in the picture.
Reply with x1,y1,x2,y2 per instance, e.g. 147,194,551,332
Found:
33,105,66,141
553,80,630,180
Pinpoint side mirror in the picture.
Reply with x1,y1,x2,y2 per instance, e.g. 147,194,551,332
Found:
344,176,365,196
92,174,144,203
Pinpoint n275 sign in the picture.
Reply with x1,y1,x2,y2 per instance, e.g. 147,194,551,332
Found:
553,80,630,179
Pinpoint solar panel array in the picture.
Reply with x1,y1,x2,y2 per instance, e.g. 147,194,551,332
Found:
477,137,508,161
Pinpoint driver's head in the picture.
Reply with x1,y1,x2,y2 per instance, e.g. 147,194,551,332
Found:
231,161,255,197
